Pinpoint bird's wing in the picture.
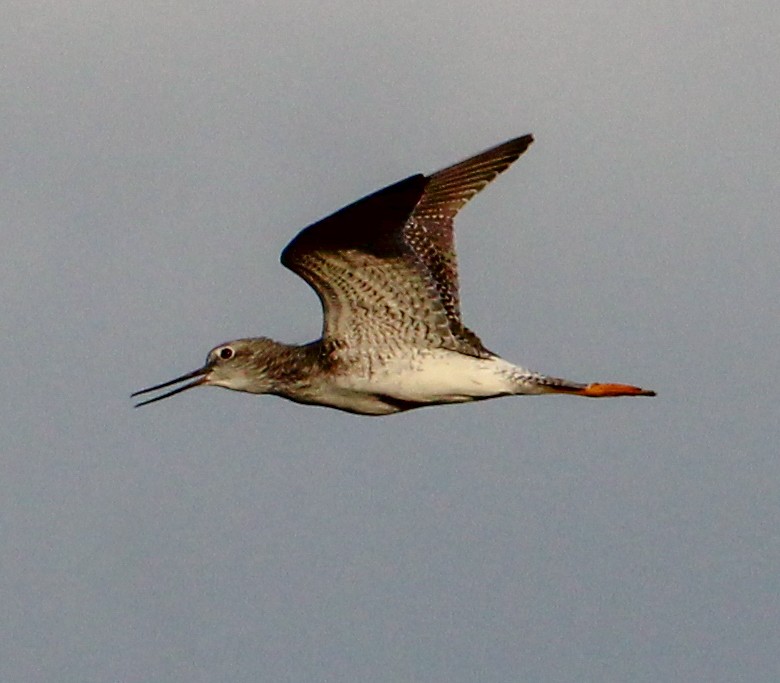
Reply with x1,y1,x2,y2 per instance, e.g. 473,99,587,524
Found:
405,135,534,353
281,135,533,356
281,174,458,353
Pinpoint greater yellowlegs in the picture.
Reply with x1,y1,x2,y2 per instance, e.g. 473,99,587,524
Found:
133,135,655,414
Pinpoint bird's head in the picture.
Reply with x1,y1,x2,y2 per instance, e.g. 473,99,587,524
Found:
132,337,281,407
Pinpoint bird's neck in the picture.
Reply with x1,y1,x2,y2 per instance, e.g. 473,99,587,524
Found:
256,338,335,391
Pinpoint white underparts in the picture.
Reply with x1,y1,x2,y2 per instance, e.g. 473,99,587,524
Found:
283,351,551,415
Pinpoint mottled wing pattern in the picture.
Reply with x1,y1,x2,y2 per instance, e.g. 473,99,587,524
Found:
281,175,457,353
281,136,533,357
405,135,534,355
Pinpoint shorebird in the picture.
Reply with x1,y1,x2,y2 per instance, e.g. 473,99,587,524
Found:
133,134,655,414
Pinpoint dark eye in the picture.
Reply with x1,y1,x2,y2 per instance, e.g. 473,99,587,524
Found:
218,347,234,360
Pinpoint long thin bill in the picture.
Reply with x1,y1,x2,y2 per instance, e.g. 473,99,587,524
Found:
132,367,208,407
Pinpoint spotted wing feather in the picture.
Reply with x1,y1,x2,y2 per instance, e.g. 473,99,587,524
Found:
405,135,534,355
281,136,534,357
281,175,457,352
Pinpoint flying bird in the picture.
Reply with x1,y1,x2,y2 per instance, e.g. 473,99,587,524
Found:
134,135,655,414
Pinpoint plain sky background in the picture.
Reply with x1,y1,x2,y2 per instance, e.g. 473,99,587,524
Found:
3,1,779,681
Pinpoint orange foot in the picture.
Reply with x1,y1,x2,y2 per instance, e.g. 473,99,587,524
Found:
576,383,656,398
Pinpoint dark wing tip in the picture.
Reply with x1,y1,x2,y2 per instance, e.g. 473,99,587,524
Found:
507,133,534,152
280,134,534,270
475,134,534,172
467,134,533,167
416,133,535,220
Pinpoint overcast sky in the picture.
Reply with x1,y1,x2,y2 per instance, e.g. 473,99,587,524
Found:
3,2,779,681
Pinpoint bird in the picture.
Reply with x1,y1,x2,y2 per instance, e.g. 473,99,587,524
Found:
133,134,655,415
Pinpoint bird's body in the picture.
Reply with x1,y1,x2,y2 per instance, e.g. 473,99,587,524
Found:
204,339,561,416
134,135,655,413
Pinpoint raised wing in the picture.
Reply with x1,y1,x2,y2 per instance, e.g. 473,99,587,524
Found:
281,135,533,356
281,174,457,352
405,135,534,351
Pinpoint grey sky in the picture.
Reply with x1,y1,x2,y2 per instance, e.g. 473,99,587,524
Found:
3,1,779,681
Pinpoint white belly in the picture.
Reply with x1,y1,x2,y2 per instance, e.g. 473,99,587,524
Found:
295,351,526,415
369,352,519,400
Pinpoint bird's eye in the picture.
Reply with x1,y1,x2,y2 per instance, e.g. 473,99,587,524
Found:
218,347,234,360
